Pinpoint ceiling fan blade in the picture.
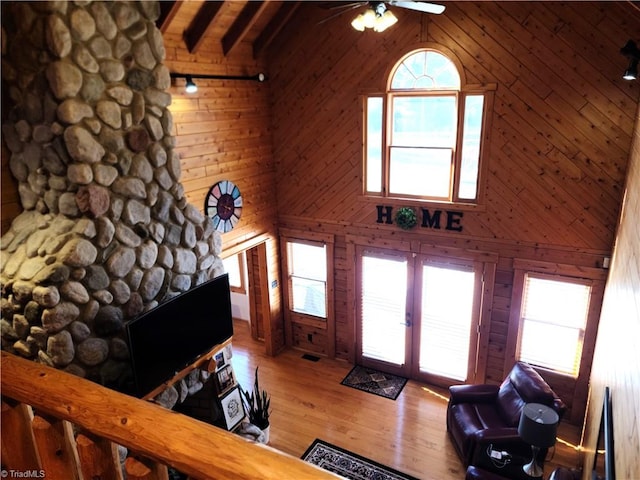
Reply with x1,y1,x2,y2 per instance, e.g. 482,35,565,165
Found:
388,1,446,14
318,2,367,25
323,2,366,11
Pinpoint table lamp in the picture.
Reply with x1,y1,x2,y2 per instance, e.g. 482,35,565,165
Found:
518,403,559,477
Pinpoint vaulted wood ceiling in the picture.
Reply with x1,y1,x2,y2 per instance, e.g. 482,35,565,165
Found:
157,1,302,59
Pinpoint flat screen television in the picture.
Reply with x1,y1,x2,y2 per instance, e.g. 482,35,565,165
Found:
592,386,615,480
126,274,233,398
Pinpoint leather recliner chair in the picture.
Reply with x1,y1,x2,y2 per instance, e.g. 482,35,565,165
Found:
447,362,567,467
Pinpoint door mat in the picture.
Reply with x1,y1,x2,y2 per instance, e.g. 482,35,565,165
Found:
340,365,408,400
302,439,419,480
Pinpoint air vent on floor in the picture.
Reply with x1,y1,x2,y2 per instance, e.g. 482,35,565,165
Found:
302,354,320,362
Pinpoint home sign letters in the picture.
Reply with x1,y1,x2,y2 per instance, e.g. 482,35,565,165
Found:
376,205,464,232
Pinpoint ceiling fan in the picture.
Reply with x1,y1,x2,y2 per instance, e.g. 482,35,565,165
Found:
320,1,445,32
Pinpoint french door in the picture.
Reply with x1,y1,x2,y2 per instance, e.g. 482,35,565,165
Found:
356,247,485,385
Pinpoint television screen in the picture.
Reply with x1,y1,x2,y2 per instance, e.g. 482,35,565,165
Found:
127,274,233,398
592,386,614,480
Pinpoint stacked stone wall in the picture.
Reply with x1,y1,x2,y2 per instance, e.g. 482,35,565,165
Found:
0,1,222,393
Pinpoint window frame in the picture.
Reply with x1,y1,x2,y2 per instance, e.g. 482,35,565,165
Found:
222,252,246,295
505,259,606,420
516,272,592,377
287,239,328,319
363,47,495,206
350,236,497,386
280,229,335,357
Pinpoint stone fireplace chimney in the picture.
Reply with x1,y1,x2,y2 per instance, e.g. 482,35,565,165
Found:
0,1,223,391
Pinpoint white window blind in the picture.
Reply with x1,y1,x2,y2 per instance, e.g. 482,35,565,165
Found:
419,264,475,381
519,275,591,377
360,254,407,366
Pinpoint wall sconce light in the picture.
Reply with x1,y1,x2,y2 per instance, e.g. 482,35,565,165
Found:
352,2,398,32
170,72,266,93
620,40,639,81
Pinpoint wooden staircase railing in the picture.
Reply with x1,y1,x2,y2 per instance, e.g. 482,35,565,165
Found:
1,351,338,480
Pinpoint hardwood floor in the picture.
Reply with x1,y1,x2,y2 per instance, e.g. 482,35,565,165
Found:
229,319,582,480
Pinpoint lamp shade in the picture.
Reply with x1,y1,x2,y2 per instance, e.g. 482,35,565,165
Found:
518,403,559,448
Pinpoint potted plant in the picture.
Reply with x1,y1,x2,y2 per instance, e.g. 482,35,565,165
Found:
241,366,271,441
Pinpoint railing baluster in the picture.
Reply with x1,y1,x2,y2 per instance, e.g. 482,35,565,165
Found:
31,415,81,480
1,399,40,470
76,433,123,480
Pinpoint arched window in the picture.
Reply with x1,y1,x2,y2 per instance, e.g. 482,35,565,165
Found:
364,49,494,203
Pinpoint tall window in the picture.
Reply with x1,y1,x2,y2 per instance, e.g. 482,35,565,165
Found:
517,274,591,377
286,240,327,319
365,49,493,203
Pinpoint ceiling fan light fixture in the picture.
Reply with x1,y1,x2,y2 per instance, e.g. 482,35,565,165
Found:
363,8,377,28
374,9,398,32
352,2,398,33
351,13,366,31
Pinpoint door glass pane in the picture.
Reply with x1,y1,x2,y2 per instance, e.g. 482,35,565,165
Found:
361,255,407,365
419,265,475,380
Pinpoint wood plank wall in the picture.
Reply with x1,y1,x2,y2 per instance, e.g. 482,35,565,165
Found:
580,101,640,480
266,1,640,423
162,4,277,255
161,1,285,354
1,0,639,435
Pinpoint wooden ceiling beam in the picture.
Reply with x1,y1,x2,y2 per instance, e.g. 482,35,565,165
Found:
156,1,181,34
183,1,224,54
221,1,270,57
253,2,301,59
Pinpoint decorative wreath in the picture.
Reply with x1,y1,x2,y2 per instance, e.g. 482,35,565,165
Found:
395,207,418,230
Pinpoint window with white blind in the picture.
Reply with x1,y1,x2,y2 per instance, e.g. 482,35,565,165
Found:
286,240,327,319
518,274,591,377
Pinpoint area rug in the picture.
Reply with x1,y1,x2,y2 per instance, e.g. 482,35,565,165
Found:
302,439,419,480
340,365,408,400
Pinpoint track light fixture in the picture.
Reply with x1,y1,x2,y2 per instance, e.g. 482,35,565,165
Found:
170,72,267,93
620,40,639,81
185,75,198,93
